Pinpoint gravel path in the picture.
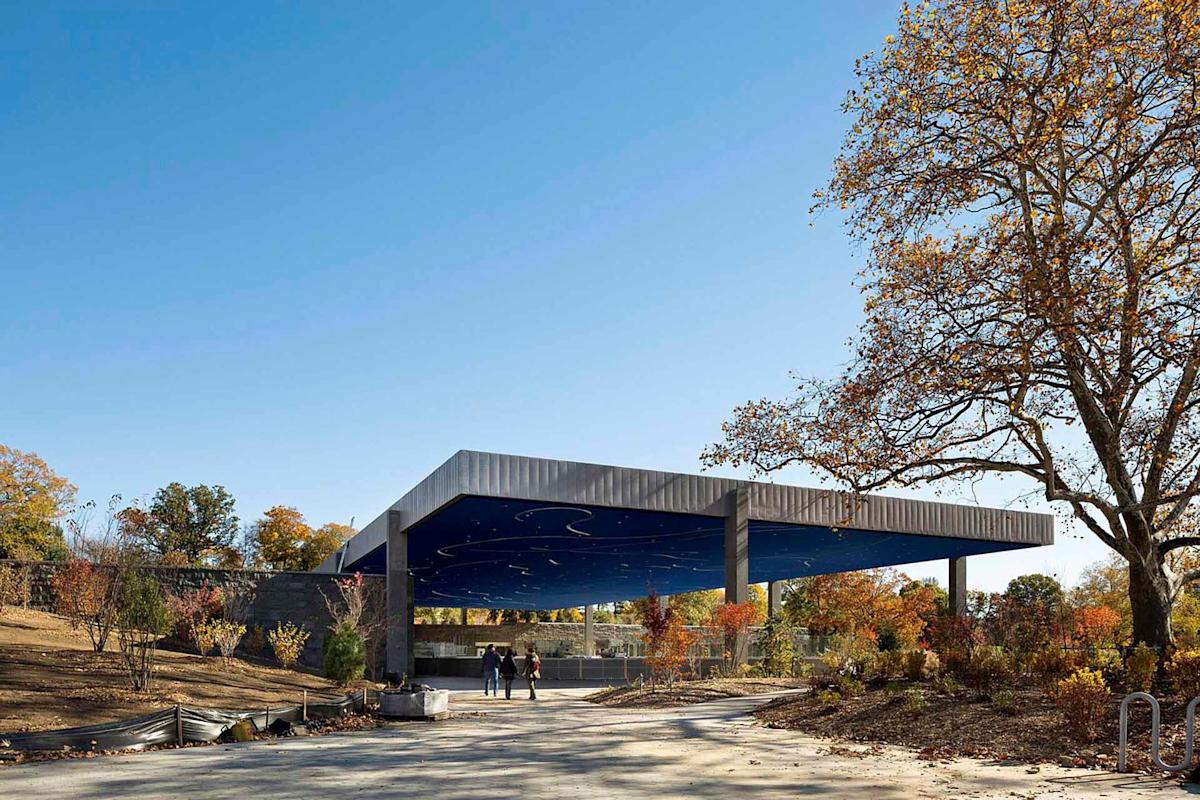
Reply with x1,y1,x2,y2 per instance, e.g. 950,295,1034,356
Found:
0,688,1174,799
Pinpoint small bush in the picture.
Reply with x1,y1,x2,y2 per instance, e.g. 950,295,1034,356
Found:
816,689,842,710
991,688,1018,715
756,615,796,677
940,650,969,680
169,582,222,646
114,572,175,692
1055,668,1110,743
903,688,927,714
1170,649,1200,699
1125,644,1157,693
1029,647,1076,696
902,652,926,681
322,621,365,685
966,646,1012,694
195,619,217,657
204,619,245,664
52,559,117,652
268,622,310,669
821,633,877,678
0,564,31,612
835,675,865,698
876,649,906,680
934,673,961,695
246,624,265,655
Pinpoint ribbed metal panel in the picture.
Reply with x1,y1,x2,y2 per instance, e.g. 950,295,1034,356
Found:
317,449,1053,572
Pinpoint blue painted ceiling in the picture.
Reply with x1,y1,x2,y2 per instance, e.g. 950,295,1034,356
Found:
348,495,1030,608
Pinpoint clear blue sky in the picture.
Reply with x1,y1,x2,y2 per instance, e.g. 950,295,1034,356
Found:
0,2,1109,592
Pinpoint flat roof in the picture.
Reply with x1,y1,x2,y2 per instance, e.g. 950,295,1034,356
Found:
318,450,1053,608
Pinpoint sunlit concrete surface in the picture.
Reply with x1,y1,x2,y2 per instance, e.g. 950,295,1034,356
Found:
0,688,1170,799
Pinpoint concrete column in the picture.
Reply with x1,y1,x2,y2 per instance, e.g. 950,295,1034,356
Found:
459,608,468,625
584,605,594,656
767,580,783,620
386,510,414,680
725,486,750,666
724,487,749,604
658,594,670,611
949,556,967,616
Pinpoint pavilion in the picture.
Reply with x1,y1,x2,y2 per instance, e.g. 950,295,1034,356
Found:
316,450,1053,676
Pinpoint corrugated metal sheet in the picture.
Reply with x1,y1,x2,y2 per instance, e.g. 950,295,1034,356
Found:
317,450,1053,572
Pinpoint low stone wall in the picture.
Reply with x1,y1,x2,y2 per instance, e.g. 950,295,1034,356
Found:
0,559,385,668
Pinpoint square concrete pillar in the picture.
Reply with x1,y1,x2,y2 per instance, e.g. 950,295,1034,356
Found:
386,510,415,680
724,487,749,605
767,580,783,620
725,487,750,666
584,605,594,656
949,556,967,616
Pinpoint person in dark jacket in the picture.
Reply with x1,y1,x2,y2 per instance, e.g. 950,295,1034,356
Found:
481,643,501,696
499,648,519,699
523,645,541,701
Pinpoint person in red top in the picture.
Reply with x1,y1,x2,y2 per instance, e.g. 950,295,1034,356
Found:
523,645,541,701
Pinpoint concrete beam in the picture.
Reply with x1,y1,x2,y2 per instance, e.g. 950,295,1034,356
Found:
583,605,594,656
386,510,414,680
949,556,967,616
767,580,783,620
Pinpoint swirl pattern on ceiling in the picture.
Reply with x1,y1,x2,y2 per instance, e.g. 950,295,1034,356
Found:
348,495,1029,609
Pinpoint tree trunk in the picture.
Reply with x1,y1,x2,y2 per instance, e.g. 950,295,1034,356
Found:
1129,558,1174,651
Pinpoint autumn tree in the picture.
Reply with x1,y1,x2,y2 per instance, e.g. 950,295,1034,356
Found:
704,0,1200,650
304,522,354,571
120,483,239,565
784,568,934,648
249,509,352,572
638,591,698,688
0,444,75,560
52,559,117,651
711,601,761,673
669,589,722,625
251,506,312,570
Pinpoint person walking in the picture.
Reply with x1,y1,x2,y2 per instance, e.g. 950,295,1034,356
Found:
499,647,519,700
481,643,501,696
523,645,541,701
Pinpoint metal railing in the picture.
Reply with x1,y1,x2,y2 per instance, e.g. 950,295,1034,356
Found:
1118,691,1200,772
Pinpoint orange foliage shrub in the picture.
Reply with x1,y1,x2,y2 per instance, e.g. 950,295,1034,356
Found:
51,559,116,652
1073,606,1122,653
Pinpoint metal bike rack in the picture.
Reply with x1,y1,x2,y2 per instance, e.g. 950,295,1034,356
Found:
1118,691,1200,772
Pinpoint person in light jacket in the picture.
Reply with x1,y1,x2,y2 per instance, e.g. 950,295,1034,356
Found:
523,645,541,701
481,643,501,696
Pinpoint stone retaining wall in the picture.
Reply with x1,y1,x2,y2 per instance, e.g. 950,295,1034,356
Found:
0,559,385,668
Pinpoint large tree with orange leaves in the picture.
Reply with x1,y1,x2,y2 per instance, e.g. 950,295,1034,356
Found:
704,0,1200,649
785,568,935,647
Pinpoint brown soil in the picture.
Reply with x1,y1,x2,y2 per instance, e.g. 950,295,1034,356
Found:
0,607,368,733
586,678,805,708
752,681,1193,774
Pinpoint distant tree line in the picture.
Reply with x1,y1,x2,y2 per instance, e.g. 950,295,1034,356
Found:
0,442,352,571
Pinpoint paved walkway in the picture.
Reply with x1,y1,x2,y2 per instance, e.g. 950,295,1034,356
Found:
0,688,1175,799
